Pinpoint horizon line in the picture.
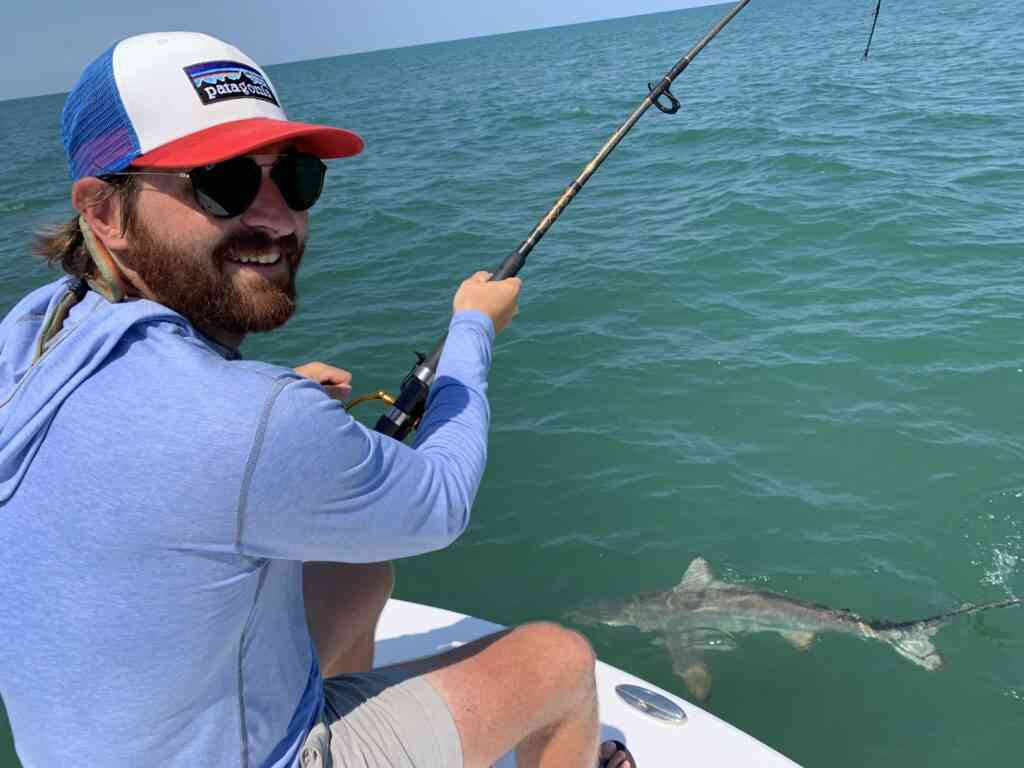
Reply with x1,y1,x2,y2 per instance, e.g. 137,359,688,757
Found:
0,1,721,104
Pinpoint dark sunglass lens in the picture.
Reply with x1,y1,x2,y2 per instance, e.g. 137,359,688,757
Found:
190,157,262,218
271,154,326,212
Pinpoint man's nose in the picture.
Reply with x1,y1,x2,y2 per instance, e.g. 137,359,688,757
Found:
240,170,298,237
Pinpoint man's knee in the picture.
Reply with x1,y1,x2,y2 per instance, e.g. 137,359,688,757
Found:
513,621,597,691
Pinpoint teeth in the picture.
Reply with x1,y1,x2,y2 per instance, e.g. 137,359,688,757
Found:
230,252,280,265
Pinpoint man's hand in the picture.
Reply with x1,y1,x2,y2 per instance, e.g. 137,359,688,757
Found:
453,271,522,335
294,362,353,401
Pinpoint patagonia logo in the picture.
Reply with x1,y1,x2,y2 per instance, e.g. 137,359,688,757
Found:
184,61,279,106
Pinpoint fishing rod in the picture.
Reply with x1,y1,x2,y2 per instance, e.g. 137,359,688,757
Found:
348,0,756,440
863,0,882,60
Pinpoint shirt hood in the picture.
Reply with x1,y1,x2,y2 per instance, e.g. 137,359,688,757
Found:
0,277,183,503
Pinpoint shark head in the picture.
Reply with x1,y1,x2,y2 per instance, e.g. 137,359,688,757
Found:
564,598,631,628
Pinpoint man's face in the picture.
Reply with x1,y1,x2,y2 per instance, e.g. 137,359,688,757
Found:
117,146,311,344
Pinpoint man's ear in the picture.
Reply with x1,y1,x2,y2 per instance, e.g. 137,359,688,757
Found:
71,177,130,251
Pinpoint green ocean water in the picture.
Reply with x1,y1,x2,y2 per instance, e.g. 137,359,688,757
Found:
2,0,1023,764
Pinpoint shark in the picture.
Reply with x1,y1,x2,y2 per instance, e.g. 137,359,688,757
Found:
568,557,1022,701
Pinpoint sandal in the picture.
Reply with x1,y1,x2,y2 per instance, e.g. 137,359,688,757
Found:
599,739,636,768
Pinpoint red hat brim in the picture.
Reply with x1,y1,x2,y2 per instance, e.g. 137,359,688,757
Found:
132,117,364,167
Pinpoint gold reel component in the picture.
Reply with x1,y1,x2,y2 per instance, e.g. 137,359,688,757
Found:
344,390,397,413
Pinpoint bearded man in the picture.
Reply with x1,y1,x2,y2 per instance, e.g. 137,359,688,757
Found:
0,31,633,768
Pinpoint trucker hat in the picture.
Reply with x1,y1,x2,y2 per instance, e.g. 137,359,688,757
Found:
61,31,364,181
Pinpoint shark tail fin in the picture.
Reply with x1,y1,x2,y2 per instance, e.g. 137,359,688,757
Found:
875,596,1022,672
877,621,945,671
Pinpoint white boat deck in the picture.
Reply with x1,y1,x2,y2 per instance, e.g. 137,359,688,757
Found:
374,599,800,767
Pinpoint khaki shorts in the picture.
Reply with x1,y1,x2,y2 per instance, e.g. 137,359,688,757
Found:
299,668,464,768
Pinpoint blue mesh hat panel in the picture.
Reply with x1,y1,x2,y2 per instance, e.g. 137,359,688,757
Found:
61,43,141,181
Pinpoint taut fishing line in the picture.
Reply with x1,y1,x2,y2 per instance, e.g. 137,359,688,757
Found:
863,0,882,60
346,0,757,439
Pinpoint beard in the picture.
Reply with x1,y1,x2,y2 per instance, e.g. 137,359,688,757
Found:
121,218,304,338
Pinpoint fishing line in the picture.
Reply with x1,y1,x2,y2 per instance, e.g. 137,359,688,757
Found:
349,0,757,439
863,0,882,60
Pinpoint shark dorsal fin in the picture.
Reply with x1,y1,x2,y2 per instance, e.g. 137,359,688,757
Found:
676,558,715,592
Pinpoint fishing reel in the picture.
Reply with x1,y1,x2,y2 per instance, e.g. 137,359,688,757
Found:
344,351,433,440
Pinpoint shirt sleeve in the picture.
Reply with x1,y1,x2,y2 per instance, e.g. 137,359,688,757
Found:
236,310,495,562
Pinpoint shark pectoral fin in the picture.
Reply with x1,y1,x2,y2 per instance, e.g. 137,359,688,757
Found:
663,636,713,701
679,661,713,703
781,630,817,651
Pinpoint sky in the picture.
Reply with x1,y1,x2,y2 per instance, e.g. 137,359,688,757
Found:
2,1,718,102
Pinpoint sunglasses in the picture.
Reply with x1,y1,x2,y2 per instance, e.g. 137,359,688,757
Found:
105,153,327,218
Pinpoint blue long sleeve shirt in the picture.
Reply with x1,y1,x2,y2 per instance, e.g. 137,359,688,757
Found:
0,277,494,767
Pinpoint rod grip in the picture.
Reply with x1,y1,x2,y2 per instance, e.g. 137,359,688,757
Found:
491,243,528,280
